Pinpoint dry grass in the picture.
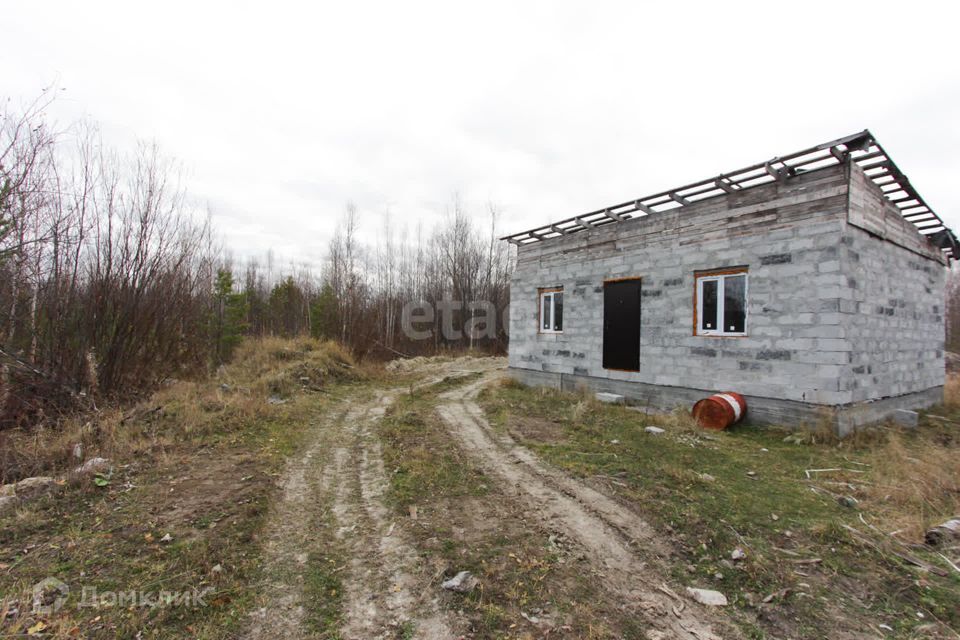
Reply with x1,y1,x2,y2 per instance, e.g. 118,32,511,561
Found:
851,379,960,543
496,376,527,391
0,337,359,484
861,431,960,541
795,376,960,544
945,374,960,410
0,336,362,638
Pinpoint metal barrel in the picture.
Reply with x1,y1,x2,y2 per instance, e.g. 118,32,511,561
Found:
692,392,747,430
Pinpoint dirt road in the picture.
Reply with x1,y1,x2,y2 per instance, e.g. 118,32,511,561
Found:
245,359,731,639
437,372,729,640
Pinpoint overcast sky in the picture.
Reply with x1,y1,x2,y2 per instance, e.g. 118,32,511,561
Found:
4,1,959,268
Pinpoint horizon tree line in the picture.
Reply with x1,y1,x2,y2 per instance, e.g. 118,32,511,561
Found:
0,93,513,429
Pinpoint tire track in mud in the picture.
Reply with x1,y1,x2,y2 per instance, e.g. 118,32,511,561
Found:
437,373,735,640
331,361,503,638
244,405,349,640
246,382,456,640
333,393,453,640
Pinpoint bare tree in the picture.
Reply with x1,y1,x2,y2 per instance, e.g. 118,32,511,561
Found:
315,194,514,358
0,97,221,428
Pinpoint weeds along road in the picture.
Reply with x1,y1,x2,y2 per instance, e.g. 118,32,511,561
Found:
245,358,733,640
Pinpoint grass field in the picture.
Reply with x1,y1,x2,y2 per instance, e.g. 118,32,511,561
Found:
3,347,957,639
479,380,960,638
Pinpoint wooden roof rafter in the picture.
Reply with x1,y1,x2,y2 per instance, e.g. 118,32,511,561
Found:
501,130,959,260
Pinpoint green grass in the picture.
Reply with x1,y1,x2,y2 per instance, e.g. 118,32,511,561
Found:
303,551,344,638
480,384,960,638
381,390,490,510
397,619,416,639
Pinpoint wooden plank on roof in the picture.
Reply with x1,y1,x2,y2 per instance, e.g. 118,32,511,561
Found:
499,130,956,259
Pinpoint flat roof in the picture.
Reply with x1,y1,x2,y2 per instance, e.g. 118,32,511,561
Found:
501,130,959,260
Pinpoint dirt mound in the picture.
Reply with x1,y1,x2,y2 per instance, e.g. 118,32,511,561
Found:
385,354,503,373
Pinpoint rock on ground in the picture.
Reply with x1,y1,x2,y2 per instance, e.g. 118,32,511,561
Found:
925,518,960,546
441,571,478,593
75,457,111,474
1,476,57,500
595,392,625,404
686,587,728,606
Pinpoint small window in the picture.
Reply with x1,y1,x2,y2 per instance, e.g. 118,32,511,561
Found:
695,269,747,336
539,288,563,333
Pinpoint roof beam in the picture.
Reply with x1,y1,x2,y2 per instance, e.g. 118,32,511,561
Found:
715,175,736,194
498,130,956,260
829,146,848,163
634,201,654,215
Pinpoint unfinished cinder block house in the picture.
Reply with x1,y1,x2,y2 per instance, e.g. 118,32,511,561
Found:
503,131,958,433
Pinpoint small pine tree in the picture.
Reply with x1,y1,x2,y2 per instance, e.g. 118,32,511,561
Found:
310,282,337,340
269,276,307,337
213,269,248,363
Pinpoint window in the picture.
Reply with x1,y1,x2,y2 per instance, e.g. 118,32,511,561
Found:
695,269,747,336
539,288,563,333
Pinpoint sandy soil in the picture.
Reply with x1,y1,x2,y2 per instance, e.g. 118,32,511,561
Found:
333,394,454,639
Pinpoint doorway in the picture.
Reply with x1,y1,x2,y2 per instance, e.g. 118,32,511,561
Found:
603,278,641,371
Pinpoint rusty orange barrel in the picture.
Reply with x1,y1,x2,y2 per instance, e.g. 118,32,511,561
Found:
692,392,747,430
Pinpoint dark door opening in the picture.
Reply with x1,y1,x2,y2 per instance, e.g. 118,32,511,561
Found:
603,279,641,371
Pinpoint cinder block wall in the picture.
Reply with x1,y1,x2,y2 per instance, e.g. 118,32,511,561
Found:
842,164,945,403
508,162,946,422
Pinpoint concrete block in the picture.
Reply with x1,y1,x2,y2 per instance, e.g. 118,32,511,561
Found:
892,409,919,429
595,392,625,404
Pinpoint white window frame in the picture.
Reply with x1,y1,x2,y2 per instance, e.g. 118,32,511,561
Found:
695,271,748,336
538,288,563,333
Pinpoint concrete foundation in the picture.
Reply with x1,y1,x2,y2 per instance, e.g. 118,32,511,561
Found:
509,367,942,435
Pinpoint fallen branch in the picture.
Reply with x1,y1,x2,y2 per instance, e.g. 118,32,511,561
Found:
804,468,864,479
842,524,948,577
773,547,800,557
656,583,686,618
842,457,871,467
936,552,960,575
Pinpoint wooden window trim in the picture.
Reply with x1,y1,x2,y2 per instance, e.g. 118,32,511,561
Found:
693,267,749,337
537,287,563,334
